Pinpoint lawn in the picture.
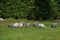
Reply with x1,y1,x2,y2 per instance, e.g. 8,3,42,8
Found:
0,18,60,40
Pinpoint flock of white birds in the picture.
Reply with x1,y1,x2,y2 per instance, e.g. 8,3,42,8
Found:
8,22,58,28
0,18,4,21
8,22,46,28
0,18,58,28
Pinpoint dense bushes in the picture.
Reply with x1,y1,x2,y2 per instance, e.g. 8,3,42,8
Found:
0,0,34,18
0,0,60,20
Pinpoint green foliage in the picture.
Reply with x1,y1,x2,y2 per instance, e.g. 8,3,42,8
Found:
0,0,35,19
35,0,60,20
0,0,60,20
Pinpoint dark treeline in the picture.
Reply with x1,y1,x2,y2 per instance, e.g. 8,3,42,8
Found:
0,0,60,20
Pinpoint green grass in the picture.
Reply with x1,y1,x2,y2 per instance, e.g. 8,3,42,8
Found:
0,18,60,40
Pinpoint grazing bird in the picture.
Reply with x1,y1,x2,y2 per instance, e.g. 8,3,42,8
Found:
18,21,26,27
0,18,4,21
8,23,13,27
8,21,25,28
37,23,45,28
51,23,58,28
13,23,19,27
33,22,39,27
20,21,25,26
18,23,23,27
25,23,33,28
8,23,19,28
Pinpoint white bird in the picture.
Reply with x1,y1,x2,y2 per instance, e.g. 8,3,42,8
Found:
51,23,58,28
18,23,23,27
33,22,39,27
25,23,33,28
0,18,4,21
8,23,13,27
12,23,19,27
37,23,45,28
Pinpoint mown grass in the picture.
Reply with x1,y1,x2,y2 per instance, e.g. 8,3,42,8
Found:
0,18,60,40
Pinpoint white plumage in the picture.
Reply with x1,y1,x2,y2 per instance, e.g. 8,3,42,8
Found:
18,23,23,27
8,21,46,28
37,23,45,28
51,23,58,28
0,18,4,21
33,22,39,26
8,23,19,27
13,23,19,27
25,23,33,28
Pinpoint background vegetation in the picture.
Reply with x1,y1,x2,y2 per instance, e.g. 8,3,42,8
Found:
0,0,60,20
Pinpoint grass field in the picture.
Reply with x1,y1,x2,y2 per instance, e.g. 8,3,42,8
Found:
0,19,60,40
